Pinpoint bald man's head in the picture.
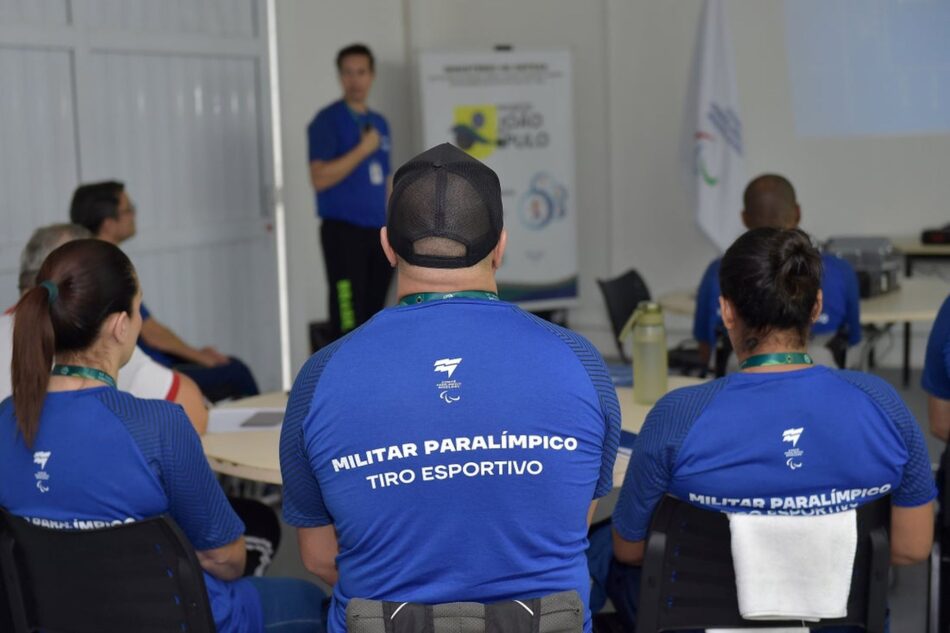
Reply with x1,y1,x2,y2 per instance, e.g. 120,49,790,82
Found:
741,173,800,230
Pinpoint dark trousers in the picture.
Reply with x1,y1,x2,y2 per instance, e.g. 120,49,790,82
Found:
320,219,393,339
228,497,281,577
175,356,259,403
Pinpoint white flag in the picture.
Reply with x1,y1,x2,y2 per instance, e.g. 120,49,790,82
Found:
685,0,745,252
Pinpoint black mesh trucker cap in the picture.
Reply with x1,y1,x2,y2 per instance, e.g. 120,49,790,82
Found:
387,143,503,269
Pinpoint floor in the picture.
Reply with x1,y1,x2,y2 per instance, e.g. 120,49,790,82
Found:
264,366,940,631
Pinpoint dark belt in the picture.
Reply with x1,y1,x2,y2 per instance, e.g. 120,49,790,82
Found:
347,590,583,633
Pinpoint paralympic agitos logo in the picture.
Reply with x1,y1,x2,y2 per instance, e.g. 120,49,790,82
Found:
693,101,743,187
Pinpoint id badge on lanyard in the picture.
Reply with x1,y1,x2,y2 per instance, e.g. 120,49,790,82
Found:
369,160,384,185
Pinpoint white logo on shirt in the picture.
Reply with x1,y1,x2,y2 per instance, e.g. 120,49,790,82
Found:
33,450,52,493
33,451,51,469
782,427,804,447
782,427,805,470
440,391,461,404
434,358,463,403
434,358,462,379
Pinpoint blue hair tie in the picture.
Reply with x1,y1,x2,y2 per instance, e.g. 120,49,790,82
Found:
40,280,59,304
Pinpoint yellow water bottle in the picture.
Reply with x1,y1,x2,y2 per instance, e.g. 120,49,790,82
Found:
620,301,668,404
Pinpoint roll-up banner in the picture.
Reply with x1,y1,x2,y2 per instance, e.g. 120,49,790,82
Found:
418,50,578,308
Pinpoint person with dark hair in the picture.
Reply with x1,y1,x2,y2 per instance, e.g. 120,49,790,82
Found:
607,228,934,631
308,42,393,339
924,294,950,443
68,180,135,242
69,180,259,402
281,144,620,633
923,293,950,534
0,223,208,433
0,239,327,633
693,174,861,368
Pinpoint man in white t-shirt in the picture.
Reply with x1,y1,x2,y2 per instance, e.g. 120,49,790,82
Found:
1,224,208,433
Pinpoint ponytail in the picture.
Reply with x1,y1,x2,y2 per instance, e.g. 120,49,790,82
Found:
9,238,137,447
11,285,56,447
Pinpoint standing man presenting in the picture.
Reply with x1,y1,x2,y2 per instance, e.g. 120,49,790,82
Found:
281,144,620,633
309,43,392,339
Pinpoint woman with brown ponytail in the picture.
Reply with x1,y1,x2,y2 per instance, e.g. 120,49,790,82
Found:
0,239,327,632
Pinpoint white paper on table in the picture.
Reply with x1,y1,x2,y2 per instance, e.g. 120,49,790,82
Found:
207,407,285,433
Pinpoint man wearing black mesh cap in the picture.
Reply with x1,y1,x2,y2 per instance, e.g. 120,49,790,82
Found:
280,143,621,633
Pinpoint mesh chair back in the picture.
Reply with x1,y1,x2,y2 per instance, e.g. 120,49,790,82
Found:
0,508,215,633
596,269,651,363
637,495,890,633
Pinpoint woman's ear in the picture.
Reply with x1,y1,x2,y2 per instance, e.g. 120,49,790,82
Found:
719,296,737,331
811,289,824,324
108,310,130,345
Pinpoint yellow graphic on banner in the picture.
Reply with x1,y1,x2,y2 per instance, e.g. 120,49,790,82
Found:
451,105,498,159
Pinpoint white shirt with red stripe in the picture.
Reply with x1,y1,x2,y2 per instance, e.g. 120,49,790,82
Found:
1,312,177,402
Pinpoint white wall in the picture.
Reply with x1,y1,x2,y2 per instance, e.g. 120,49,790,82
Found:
0,0,283,390
275,0,411,374
276,0,950,373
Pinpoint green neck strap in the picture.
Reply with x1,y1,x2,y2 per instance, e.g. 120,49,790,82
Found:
51,364,117,389
399,291,500,306
739,352,814,370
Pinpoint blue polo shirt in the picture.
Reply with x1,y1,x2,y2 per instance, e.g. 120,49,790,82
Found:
613,367,936,541
308,99,390,228
923,294,950,400
136,302,175,367
693,254,862,346
0,388,262,633
280,298,621,633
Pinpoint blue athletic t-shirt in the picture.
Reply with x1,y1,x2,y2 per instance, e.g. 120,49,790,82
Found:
0,388,262,633
613,366,936,542
693,254,862,346
923,294,950,400
136,302,175,367
281,298,621,633
308,99,391,228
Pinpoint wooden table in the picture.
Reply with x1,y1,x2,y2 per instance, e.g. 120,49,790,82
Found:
201,376,707,487
658,277,948,384
892,236,950,277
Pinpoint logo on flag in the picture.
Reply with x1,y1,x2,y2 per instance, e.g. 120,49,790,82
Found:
684,0,745,252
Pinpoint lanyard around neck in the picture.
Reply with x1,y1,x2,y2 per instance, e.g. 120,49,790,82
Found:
399,291,500,306
51,364,117,388
739,352,813,370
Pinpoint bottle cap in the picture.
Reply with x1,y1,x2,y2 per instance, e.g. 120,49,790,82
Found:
618,300,664,342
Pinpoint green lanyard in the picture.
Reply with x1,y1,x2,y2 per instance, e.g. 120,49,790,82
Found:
51,364,117,388
739,352,814,370
347,104,369,128
399,291,500,306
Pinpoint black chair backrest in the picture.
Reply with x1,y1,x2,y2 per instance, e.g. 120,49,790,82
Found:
638,495,890,633
0,508,216,633
596,269,651,363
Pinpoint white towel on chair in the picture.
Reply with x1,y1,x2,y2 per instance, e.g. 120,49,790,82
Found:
725,509,857,624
